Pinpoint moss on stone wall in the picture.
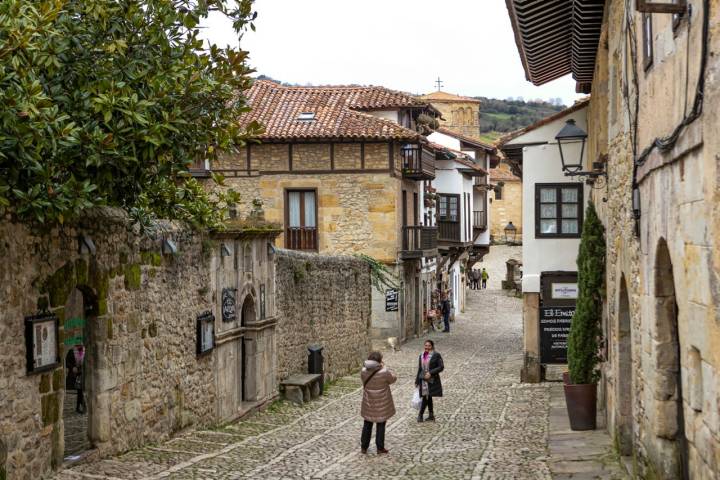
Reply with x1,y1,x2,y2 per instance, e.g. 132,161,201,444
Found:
44,262,75,307
124,264,141,291
140,251,162,267
75,258,89,286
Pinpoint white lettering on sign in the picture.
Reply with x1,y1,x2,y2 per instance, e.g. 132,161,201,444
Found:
552,283,578,299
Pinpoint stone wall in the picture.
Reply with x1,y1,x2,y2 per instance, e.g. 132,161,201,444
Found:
588,1,720,478
0,210,216,480
489,164,523,239
274,250,371,382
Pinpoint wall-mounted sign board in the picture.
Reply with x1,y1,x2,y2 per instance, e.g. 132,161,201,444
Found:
385,289,399,312
552,283,578,299
539,306,575,364
25,313,60,374
222,288,236,322
196,311,215,356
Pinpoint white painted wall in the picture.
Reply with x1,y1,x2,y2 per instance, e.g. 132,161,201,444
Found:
428,131,461,151
519,108,589,293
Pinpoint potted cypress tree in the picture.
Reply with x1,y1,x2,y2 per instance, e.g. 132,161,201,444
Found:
564,202,605,430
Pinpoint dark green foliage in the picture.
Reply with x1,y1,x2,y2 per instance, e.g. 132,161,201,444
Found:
567,202,606,384
354,254,397,294
477,97,566,134
0,0,258,229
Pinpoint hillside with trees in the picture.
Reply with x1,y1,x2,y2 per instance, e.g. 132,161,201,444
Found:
477,97,566,142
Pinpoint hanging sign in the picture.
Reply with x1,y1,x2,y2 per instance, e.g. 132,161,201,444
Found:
385,289,399,312
222,288,237,322
539,306,575,364
25,313,60,374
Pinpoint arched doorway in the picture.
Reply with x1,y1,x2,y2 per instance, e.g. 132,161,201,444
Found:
617,275,633,456
654,239,688,479
62,288,93,459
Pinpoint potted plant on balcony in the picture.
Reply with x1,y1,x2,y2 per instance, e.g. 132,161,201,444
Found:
564,202,605,430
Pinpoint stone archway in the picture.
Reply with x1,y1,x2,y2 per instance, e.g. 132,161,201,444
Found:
616,275,633,456
653,238,688,479
62,286,98,459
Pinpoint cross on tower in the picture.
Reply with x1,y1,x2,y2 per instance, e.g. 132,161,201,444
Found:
435,76,444,91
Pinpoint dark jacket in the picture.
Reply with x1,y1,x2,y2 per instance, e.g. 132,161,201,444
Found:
415,352,444,397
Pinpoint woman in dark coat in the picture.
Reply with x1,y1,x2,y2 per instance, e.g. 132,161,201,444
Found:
415,339,444,422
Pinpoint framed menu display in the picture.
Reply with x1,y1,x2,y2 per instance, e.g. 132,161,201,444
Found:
196,311,215,356
25,313,60,374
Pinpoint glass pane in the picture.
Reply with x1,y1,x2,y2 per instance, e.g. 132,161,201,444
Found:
304,191,316,227
540,188,556,203
562,188,579,203
449,197,459,221
562,204,578,218
540,220,557,234
562,220,579,234
540,204,556,218
288,192,301,227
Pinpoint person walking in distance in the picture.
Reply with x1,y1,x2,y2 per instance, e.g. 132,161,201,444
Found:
441,291,451,332
481,268,489,289
472,268,481,290
416,340,444,422
360,351,396,454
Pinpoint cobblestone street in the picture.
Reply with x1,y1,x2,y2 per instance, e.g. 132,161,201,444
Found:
56,284,564,480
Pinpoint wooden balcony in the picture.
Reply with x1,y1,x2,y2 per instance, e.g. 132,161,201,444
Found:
401,145,435,180
286,227,317,251
473,211,487,232
438,221,461,243
400,226,438,259
473,176,488,188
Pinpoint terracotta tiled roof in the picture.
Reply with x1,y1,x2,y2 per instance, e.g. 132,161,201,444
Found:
490,167,520,181
436,127,496,152
241,81,434,141
497,97,591,146
429,141,488,175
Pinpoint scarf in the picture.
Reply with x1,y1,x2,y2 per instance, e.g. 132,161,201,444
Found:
421,352,432,397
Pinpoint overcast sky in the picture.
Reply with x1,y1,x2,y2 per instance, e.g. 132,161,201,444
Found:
202,0,583,106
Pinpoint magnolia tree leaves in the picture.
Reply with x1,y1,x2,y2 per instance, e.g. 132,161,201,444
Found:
0,0,261,230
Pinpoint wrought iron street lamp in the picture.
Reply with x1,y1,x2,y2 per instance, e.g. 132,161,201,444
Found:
555,119,607,182
555,119,587,175
504,221,517,243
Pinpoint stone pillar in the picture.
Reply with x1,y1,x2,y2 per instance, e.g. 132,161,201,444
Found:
521,293,542,383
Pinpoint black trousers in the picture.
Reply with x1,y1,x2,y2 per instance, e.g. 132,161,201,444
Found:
361,420,386,449
420,396,434,416
442,310,450,332
76,386,86,412
482,279,487,289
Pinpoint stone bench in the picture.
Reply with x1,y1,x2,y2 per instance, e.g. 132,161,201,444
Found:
280,374,322,405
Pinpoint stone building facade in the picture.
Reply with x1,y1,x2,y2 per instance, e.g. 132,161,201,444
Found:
506,0,720,477
489,161,522,241
419,91,482,141
0,210,371,479
211,80,441,344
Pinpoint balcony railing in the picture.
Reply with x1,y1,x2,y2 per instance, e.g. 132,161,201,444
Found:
401,226,438,259
473,211,487,231
473,176,488,187
401,145,435,180
438,221,461,242
286,227,318,251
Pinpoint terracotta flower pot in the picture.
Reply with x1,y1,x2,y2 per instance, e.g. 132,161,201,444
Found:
563,382,597,430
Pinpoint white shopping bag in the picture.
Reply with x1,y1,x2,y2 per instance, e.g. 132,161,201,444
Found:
411,388,422,410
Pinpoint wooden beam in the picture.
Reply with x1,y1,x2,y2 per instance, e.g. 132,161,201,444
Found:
288,144,293,171
636,0,686,13
246,143,251,173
